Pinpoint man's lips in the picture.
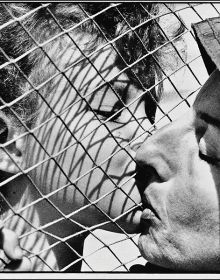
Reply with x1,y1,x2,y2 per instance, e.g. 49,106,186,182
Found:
141,195,159,219
139,203,159,233
139,208,154,233
141,207,156,220
135,164,161,221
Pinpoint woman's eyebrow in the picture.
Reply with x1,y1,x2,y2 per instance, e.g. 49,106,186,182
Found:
199,112,220,128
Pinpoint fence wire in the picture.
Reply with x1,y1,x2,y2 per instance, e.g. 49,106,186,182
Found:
0,2,217,272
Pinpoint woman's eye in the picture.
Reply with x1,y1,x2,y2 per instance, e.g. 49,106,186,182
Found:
93,109,122,122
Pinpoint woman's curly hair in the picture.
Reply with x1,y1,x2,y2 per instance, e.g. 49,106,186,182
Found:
0,3,185,130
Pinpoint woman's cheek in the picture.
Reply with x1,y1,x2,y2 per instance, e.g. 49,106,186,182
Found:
27,109,131,205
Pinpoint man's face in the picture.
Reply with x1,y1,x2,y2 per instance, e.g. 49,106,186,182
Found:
25,34,152,234
136,69,220,271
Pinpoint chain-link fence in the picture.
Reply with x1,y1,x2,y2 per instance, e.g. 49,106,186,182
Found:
0,2,217,272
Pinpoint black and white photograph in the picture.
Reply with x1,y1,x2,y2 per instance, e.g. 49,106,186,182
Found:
0,1,219,278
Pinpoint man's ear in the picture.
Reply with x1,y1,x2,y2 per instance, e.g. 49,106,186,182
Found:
0,114,25,175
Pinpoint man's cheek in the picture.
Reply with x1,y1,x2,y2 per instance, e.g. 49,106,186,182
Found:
167,186,204,229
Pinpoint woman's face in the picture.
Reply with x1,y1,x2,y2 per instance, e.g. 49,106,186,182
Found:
25,35,153,233
136,69,220,271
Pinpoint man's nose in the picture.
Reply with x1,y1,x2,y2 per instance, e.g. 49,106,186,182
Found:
128,118,156,153
135,114,191,181
129,128,153,153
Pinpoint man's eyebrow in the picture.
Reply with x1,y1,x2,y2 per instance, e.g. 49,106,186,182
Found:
199,112,220,128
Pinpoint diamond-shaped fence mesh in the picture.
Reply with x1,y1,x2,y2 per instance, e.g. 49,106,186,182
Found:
0,2,217,272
